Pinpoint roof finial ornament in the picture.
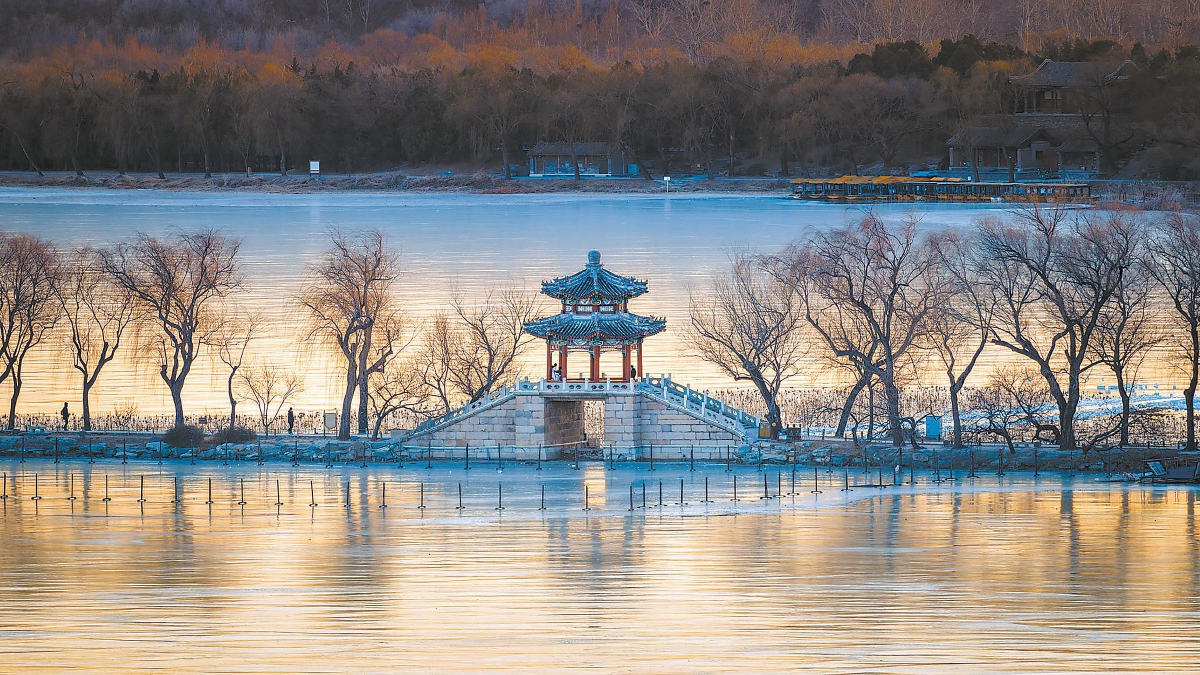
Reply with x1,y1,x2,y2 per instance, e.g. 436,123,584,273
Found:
587,250,601,267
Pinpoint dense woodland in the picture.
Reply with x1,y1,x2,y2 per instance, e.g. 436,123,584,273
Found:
1,0,1200,179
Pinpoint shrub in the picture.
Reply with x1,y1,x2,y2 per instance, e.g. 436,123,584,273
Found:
210,425,257,445
162,424,205,449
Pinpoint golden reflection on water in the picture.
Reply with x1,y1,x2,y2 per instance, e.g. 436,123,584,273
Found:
1,461,1199,673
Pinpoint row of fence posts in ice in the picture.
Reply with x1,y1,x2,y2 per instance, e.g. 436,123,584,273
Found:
12,435,1089,480
2,448,1031,513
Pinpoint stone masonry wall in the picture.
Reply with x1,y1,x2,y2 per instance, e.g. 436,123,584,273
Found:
544,399,585,448
413,398,519,448
411,391,741,453
635,397,741,446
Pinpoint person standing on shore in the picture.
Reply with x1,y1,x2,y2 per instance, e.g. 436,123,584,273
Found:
287,407,295,434
61,402,69,431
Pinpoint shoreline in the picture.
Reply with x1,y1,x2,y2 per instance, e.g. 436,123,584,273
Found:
0,430,1164,475
1,171,1196,205
0,170,791,195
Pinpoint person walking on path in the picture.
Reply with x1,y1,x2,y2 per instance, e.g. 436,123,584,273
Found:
287,407,295,435
61,402,69,431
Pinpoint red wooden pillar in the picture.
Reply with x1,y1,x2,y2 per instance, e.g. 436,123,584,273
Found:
636,343,643,379
560,345,568,380
622,344,631,381
546,343,553,380
590,346,601,381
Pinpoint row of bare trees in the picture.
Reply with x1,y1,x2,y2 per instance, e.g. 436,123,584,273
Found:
0,226,539,441
299,229,541,440
691,206,1200,452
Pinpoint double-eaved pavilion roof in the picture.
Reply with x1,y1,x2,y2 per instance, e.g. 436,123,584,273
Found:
525,250,665,344
541,250,649,302
524,311,665,343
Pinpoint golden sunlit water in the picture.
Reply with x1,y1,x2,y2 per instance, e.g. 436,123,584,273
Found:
2,458,1199,673
1,188,1035,415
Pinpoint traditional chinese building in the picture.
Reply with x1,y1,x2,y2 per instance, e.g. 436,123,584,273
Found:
527,142,632,177
399,251,761,454
524,250,665,382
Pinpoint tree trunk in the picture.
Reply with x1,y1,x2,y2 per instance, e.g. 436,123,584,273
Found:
227,368,238,430
146,145,165,179
2,125,44,176
1115,366,1131,447
1059,401,1077,451
728,131,734,178
6,375,19,430
949,381,963,448
170,383,185,429
885,377,903,447
1187,326,1199,451
750,377,781,439
501,136,511,179
357,330,372,435
70,149,84,178
81,379,93,432
836,375,869,437
339,357,357,440
278,129,288,177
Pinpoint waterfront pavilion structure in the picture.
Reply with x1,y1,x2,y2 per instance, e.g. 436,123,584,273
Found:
525,250,665,382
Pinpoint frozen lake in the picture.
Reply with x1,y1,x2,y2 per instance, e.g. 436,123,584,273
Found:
2,458,1198,673
0,189,1016,414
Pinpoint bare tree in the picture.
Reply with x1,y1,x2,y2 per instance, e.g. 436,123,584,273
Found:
368,357,432,439
99,230,242,428
977,206,1137,451
1092,248,1161,447
301,229,400,440
780,215,945,446
238,364,303,436
448,288,540,403
53,248,137,431
932,230,994,448
1146,214,1200,451
413,287,540,412
0,234,61,429
416,314,458,415
689,252,806,438
968,366,1053,464
213,312,259,431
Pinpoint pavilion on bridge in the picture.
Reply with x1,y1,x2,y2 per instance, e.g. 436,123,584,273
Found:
524,250,665,382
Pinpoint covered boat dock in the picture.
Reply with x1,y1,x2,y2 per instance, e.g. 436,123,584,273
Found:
790,176,1092,202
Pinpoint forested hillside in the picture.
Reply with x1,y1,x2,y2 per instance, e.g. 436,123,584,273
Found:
1,0,1197,179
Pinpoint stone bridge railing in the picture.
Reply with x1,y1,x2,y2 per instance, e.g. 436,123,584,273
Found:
636,376,760,440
